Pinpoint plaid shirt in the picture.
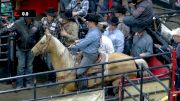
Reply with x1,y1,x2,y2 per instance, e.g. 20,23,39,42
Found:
66,0,89,17
41,17,61,39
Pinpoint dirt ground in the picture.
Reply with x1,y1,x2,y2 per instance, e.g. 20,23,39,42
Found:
0,3,179,101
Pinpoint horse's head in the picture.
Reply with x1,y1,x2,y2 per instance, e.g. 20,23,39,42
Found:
31,29,52,56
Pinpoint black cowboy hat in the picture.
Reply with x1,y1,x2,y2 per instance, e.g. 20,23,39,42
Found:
107,16,119,25
85,14,101,22
45,7,57,17
131,26,146,33
61,10,74,20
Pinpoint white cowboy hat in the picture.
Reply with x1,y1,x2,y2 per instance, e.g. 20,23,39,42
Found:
171,28,180,36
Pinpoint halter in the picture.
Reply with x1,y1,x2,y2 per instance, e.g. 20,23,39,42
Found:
35,34,53,54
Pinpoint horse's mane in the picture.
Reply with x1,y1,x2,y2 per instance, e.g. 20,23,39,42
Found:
49,34,75,68
51,35,66,56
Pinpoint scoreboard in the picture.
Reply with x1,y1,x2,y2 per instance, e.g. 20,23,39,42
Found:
13,10,36,17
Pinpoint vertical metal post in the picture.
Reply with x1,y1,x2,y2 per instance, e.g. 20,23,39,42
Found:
33,76,37,101
170,49,177,101
102,64,104,88
8,35,11,78
120,76,125,101
140,66,144,101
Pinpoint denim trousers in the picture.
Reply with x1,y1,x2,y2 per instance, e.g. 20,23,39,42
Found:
16,48,34,87
89,0,99,13
77,52,98,90
44,53,56,82
123,16,153,28
59,0,71,12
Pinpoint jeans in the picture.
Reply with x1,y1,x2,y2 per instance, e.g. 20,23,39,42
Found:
59,0,71,13
123,16,153,28
77,52,98,90
44,53,56,82
16,47,34,87
89,0,99,13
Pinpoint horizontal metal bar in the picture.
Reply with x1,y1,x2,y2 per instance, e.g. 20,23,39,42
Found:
0,35,14,38
0,63,171,82
124,89,138,101
123,75,150,100
143,67,170,91
0,43,8,47
0,58,8,62
125,89,168,99
0,51,8,54
105,97,119,101
24,88,103,101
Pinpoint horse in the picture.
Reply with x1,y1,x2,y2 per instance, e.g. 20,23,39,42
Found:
31,29,149,94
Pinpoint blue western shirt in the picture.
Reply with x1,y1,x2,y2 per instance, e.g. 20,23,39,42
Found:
70,27,101,54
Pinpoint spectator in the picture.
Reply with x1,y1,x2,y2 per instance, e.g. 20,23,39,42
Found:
98,35,114,54
41,7,61,83
113,5,132,54
131,26,153,57
123,0,153,29
60,11,79,47
103,16,124,52
69,14,101,90
89,0,99,13
41,7,61,40
0,17,43,88
66,0,89,17
58,0,71,13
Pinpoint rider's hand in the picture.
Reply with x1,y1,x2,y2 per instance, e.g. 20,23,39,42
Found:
75,40,80,43
72,12,78,16
60,29,68,36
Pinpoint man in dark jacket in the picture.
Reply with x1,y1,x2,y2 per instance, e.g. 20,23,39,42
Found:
0,17,43,88
123,0,153,29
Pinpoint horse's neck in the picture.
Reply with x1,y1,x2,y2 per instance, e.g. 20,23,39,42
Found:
49,44,75,70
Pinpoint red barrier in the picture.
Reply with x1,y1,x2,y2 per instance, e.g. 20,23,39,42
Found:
170,49,177,101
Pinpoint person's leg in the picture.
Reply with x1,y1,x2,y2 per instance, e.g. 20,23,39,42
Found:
89,0,99,13
25,50,34,86
16,49,25,88
46,54,56,82
77,53,98,90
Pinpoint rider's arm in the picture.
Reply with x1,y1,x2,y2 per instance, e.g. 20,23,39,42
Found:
70,30,98,50
132,6,145,18
76,0,89,17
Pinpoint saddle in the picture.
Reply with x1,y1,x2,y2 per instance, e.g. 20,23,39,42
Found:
74,53,108,76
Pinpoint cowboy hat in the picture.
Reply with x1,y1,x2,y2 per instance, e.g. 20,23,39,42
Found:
61,11,74,20
85,14,101,22
107,16,119,25
45,7,57,17
131,25,146,32
171,28,180,36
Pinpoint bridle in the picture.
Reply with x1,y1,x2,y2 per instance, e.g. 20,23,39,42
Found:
35,34,52,54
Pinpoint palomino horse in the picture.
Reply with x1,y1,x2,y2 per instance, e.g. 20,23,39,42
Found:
31,30,149,93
